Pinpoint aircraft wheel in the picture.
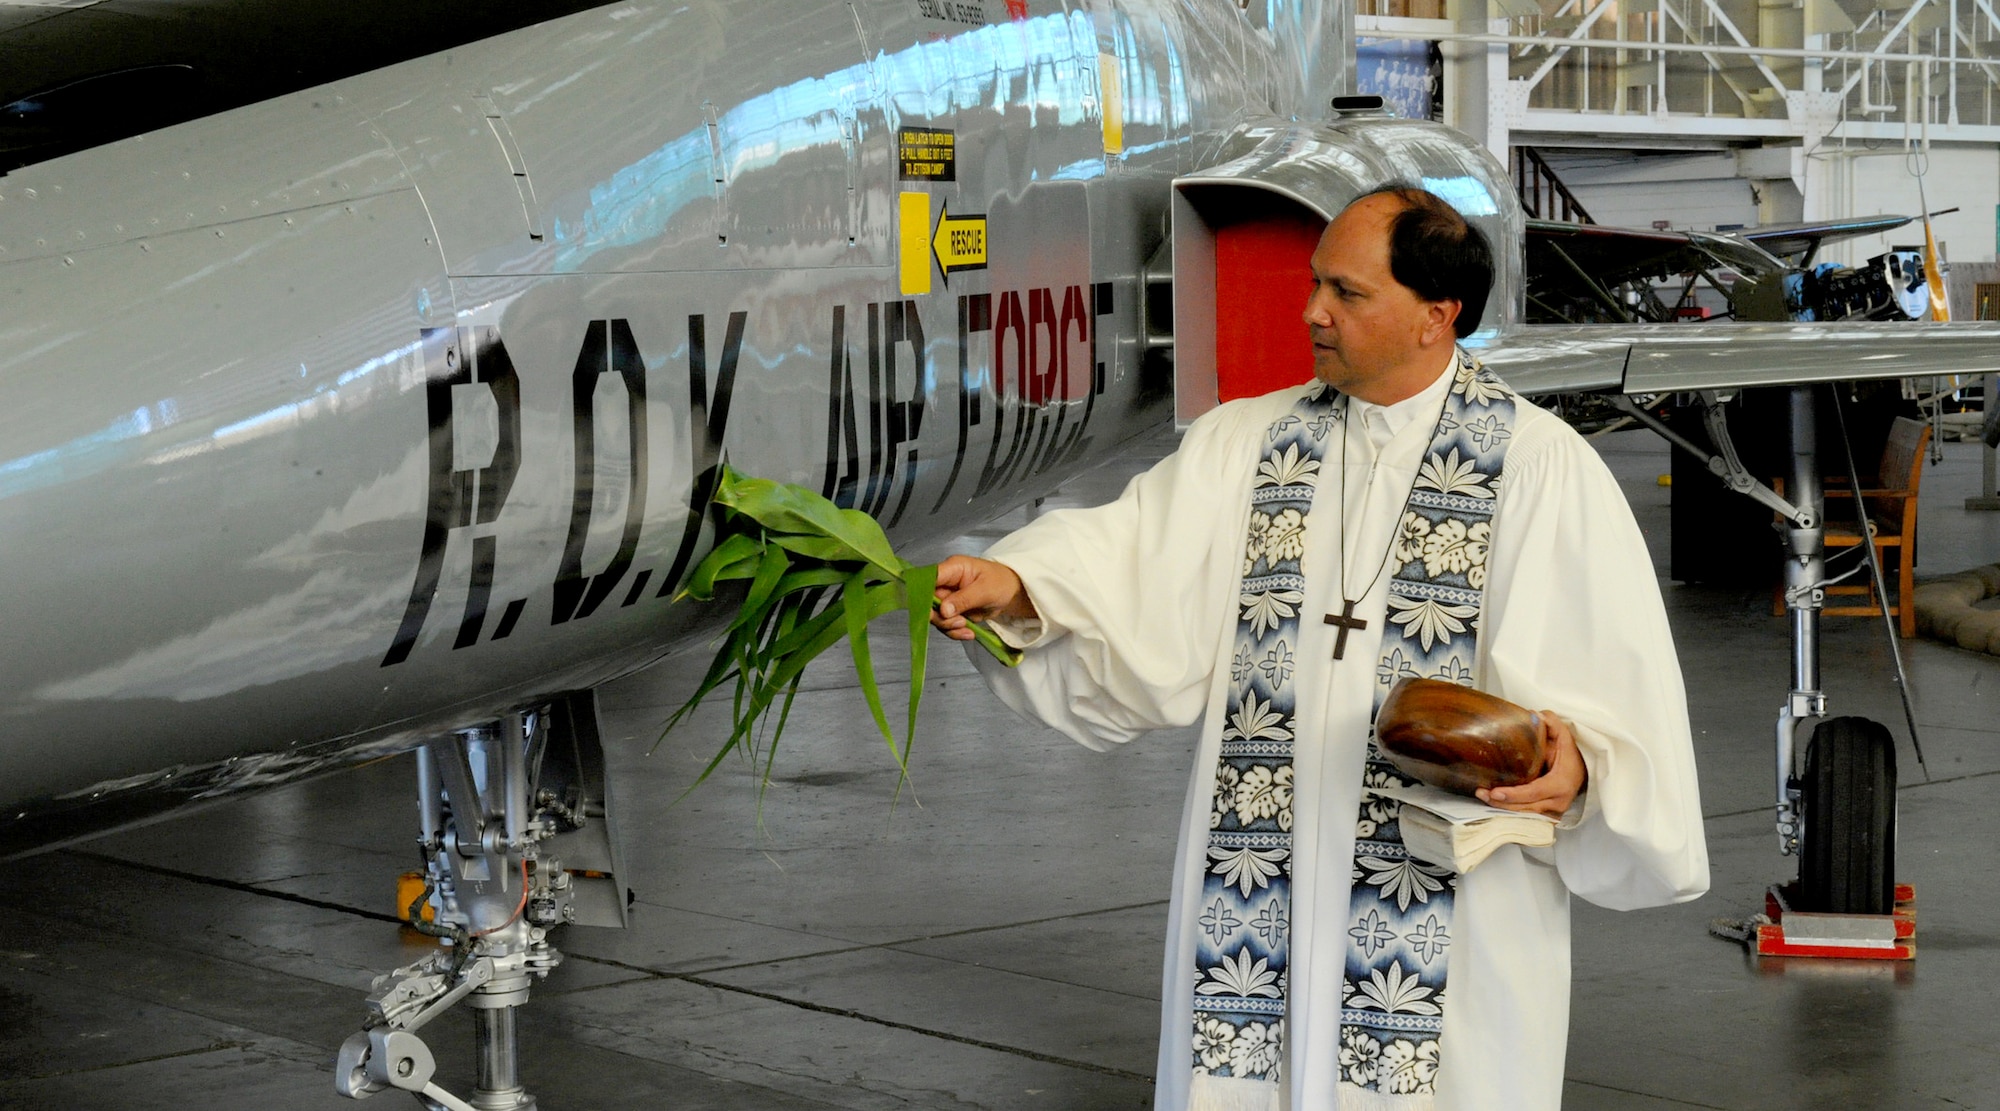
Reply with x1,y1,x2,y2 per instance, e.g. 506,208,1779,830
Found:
1798,716,1897,915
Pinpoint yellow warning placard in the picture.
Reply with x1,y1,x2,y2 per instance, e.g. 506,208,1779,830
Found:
898,127,956,181
1099,53,1123,154
931,201,987,284
899,192,932,296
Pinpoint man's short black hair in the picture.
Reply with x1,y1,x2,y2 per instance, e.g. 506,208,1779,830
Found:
1358,185,1494,339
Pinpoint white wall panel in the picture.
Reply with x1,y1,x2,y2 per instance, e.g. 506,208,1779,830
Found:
1816,145,2000,269
1539,150,1758,230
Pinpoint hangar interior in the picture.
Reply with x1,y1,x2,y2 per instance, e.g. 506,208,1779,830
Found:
5,425,2000,1110
1362,0,2000,288
5,0,2000,1108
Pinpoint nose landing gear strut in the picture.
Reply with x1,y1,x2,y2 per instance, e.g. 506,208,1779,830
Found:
336,691,626,1108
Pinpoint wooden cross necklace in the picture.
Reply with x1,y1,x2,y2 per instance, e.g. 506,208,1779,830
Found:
1325,598,1369,661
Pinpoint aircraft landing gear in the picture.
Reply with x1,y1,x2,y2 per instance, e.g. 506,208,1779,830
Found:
336,691,626,1110
1629,385,1917,937
336,945,549,1111
1773,385,1907,915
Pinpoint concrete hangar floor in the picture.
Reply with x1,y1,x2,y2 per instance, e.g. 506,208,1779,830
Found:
4,424,1999,1111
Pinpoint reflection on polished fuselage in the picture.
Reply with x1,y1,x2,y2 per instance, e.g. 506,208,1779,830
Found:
12,0,1984,856
0,0,1351,851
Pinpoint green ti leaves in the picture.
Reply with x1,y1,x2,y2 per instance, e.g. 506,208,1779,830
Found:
659,466,1020,799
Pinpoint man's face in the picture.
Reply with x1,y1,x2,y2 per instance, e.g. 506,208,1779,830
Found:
1303,194,1455,399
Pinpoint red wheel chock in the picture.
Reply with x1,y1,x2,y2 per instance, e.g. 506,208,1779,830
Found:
1751,882,1916,960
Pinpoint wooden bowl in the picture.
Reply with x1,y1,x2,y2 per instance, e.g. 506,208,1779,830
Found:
1374,678,1550,795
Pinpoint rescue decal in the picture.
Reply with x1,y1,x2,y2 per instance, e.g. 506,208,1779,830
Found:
931,202,988,285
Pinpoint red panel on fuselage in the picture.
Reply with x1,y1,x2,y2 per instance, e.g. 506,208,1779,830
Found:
1215,214,1325,402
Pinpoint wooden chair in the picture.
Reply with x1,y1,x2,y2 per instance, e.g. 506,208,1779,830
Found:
1773,416,1931,637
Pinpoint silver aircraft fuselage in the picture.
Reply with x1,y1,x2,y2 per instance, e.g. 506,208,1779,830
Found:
12,0,1991,858
0,0,1373,851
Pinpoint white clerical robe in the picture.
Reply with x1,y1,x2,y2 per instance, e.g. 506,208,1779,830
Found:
971,364,1709,1110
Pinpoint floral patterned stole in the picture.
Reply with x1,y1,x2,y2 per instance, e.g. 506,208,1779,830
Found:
1189,352,1518,1111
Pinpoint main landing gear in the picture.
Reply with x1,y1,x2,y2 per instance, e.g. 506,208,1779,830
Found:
335,691,626,1109
1621,385,1920,934
1769,384,1918,918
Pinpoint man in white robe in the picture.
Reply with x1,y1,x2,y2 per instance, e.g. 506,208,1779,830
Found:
932,188,1709,1109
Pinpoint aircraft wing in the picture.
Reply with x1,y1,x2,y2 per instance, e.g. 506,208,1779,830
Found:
1738,214,1919,264
1526,218,1787,290
1473,320,2000,395
1526,215,1921,281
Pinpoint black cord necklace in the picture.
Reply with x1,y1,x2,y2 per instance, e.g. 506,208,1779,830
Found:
1323,381,1454,661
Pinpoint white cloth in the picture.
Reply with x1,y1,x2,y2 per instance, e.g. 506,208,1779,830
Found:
972,371,1709,1111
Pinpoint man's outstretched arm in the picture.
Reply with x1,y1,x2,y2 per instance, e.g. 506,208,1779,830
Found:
930,555,1038,641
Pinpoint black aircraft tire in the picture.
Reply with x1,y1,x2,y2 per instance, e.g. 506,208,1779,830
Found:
1798,716,1898,915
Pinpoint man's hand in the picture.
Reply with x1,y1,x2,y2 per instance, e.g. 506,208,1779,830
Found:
931,555,1037,641
1476,711,1587,819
